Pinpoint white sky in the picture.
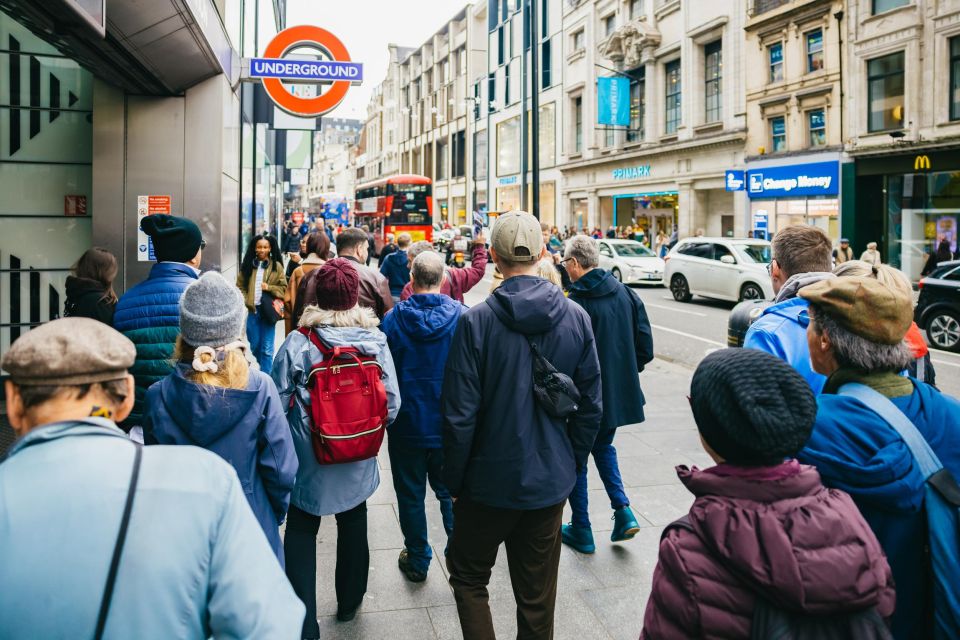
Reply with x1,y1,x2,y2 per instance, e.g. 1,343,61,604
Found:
285,0,472,121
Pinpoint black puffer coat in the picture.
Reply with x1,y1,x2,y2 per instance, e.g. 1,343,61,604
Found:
64,276,115,325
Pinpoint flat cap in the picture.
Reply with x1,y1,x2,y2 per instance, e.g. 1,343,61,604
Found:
1,318,136,386
799,276,912,345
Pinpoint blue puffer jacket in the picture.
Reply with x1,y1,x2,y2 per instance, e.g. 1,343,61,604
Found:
379,250,410,297
113,262,199,426
743,297,826,394
143,366,298,564
382,294,465,448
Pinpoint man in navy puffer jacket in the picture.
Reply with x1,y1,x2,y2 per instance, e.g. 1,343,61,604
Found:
381,250,465,583
113,214,202,429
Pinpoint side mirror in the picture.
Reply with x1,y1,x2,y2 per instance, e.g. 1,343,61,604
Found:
720,254,736,265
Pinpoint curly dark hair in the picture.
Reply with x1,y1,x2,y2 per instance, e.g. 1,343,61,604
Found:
241,234,283,278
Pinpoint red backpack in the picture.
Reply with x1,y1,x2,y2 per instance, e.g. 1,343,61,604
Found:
298,327,388,465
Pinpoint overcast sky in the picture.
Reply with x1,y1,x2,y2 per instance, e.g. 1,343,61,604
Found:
285,0,471,121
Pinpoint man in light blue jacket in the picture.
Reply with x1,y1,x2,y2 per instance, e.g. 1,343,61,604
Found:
743,224,835,394
0,318,304,639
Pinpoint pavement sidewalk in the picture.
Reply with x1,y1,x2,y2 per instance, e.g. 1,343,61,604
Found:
307,357,703,640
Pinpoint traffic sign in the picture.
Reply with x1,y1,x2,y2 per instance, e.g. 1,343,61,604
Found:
255,25,362,118
137,194,172,262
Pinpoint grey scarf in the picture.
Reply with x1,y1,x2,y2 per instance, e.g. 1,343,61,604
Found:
774,271,836,303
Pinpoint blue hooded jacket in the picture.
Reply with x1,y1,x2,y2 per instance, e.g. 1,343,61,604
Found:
799,379,960,639
743,297,826,394
382,294,465,449
143,366,298,563
379,250,410,297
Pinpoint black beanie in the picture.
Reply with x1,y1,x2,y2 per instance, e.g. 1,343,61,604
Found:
140,214,202,263
690,348,816,466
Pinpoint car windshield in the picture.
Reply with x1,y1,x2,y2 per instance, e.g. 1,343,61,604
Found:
613,243,656,258
733,243,772,264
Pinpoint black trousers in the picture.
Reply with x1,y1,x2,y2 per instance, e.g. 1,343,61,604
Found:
446,498,565,640
284,502,369,637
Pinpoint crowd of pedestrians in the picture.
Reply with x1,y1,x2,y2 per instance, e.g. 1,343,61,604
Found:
2,207,959,640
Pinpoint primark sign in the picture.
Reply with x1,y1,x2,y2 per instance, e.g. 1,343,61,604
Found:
746,161,839,199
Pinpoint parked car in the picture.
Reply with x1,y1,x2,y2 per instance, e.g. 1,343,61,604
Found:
596,239,665,285
916,259,960,352
665,237,773,303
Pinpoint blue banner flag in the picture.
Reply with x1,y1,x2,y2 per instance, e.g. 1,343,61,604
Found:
597,76,630,127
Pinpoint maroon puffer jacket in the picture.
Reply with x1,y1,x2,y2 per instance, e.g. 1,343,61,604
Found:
641,461,895,639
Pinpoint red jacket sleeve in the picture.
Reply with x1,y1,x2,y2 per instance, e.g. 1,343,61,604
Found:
447,243,487,300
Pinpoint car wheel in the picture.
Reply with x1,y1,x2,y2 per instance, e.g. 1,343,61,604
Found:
612,268,623,282
926,310,960,352
739,282,765,302
670,274,692,302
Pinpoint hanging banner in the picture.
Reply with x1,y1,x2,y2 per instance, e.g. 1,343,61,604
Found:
597,76,630,127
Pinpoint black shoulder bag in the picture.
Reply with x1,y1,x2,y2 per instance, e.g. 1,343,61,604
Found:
93,443,142,640
487,301,581,419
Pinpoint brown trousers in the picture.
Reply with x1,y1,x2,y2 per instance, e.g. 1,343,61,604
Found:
446,498,565,640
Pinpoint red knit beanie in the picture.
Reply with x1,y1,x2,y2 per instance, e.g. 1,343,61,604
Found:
314,258,360,311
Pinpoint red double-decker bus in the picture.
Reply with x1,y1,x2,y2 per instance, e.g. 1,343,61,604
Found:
354,174,433,253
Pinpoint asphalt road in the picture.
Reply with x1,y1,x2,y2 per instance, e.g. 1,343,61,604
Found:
461,264,960,398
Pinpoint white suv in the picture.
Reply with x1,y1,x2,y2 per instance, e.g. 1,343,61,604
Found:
665,237,774,303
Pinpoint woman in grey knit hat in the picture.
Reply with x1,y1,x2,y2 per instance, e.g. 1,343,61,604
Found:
142,271,298,564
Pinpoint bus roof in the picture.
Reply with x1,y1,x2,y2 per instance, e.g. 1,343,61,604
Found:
355,174,431,190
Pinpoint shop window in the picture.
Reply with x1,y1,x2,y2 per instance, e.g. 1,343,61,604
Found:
603,14,615,37
769,42,783,83
770,116,786,152
806,29,823,73
664,59,681,134
808,109,826,147
572,29,585,52
627,73,645,142
629,0,644,19
867,51,905,132
704,40,722,123
872,0,908,14
497,116,520,176
952,37,960,121
574,96,583,152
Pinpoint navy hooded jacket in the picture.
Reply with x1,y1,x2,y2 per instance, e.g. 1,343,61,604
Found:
568,268,654,429
799,377,960,639
143,366,298,564
379,248,410,297
441,276,603,510
382,293,465,449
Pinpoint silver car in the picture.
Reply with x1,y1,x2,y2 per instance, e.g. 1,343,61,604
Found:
596,239,666,285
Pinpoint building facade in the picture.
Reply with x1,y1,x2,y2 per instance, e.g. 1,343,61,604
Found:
844,0,960,281
559,0,747,237
301,117,361,214
741,0,845,241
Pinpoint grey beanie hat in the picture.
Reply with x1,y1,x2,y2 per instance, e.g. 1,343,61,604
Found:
179,272,247,348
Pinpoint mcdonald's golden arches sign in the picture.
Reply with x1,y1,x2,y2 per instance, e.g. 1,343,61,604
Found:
914,155,932,171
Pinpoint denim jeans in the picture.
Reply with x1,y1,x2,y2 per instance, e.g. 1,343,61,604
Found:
388,440,454,574
569,427,630,529
246,311,276,374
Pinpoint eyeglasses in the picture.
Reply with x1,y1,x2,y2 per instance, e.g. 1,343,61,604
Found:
766,258,777,275
200,240,207,250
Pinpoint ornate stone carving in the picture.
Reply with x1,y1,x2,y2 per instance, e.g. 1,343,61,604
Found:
598,21,663,69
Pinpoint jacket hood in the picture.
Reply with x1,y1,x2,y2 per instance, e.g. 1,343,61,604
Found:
392,294,463,341
65,276,106,297
309,324,388,357
679,462,894,614
568,268,618,299
487,275,568,335
157,365,265,446
762,296,809,322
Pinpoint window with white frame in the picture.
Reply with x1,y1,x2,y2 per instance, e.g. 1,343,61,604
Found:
704,40,722,122
808,109,826,147
769,42,783,83
603,14,616,37
664,59,681,134
806,29,823,73
770,116,786,152
573,29,584,52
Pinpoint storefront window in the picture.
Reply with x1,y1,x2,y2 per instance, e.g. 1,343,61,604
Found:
868,51,905,132
497,185,520,211
571,198,588,230
539,182,556,226
704,40,722,123
806,30,823,73
770,116,786,152
808,109,826,147
888,170,960,280
497,116,520,176
664,60,681,134
769,43,783,83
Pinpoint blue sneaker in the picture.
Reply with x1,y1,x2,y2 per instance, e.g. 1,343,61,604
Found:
561,523,596,554
611,506,641,542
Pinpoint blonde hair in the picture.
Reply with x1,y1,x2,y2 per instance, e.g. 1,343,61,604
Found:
174,336,250,390
833,260,913,298
299,304,380,329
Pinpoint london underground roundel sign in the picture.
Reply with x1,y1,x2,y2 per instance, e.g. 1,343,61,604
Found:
250,25,363,117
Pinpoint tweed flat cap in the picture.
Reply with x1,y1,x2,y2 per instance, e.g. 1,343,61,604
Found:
799,276,912,345
1,318,135,386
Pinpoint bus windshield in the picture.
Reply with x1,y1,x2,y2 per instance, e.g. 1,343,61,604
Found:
388,183,431,225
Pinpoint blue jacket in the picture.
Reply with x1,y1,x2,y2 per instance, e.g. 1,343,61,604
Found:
113,262,199,426
0,420,304,639
799,378,960,639
441,276,603,510
568,268,654,429
382,294,465,448
743,297,826,394
272,323,400,516
143,366,298,563
379,250,410,297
